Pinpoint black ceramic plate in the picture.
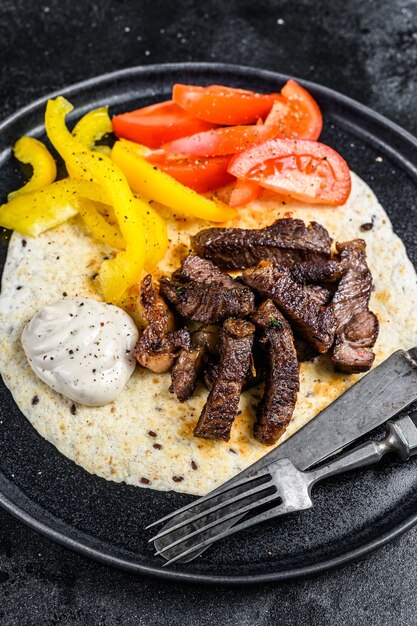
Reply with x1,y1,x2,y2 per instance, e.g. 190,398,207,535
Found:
1,63,417,585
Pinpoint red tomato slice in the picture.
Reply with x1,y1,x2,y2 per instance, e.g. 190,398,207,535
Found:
173,84,280,125
162,124,281,157
146,151,234,193
229,179,261,207
112,100,217,149
228,139,351,205
265,80,323,140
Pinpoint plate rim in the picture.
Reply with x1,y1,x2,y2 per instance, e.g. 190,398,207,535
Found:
1,61,417,585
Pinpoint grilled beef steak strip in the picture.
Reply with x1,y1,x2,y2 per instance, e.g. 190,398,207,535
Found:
160,255,255,324
179,254,234,286
242,261,336,353
204,346,265,391
290,260,343,284
169,324,220,401
191,218,332,270
169,347,205,402
134,275,191,373
330,240,379,373
194,318,255,441
252,300,299,445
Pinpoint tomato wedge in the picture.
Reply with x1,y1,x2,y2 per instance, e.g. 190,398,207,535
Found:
228,139,351,206
163,124,281,157
112,100,217,149
173,84,280,125
146,151,234,193
264,80,323,140
229,179,261,207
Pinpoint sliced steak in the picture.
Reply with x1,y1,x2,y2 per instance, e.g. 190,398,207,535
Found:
160,255,255,324
169,347,205,402
242,261,336,353
252,300,299,445
191,218,332,269
204,348,265,391
194,318,255,441
290,260,343,284
330,240,379,373
134,274,191,373
169,324,220,401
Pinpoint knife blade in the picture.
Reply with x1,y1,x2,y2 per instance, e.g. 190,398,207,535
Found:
154,348,417,561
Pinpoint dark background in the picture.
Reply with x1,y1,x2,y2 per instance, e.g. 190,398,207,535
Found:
1,0,417,624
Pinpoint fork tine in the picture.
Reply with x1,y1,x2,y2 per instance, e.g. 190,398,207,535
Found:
161,502,295,567
155,490,279,558
150,476,275,543
146,471,269,530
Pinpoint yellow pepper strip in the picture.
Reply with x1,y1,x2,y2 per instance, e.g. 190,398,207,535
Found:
111,139,237,222
0,176,124,251
0,179,78,237
45,97,90,180
77,197,124,250
133,197,168,270
57,177,109,204
72,106,112,150
74,150,147,304
8,137,57,201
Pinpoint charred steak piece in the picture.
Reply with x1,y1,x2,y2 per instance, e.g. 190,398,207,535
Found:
242,261,336,353
204,346,265,392
330,240,379,373
160,255,255,324
191,218,332,270
194,318,255,441
134,274,191,373
169,347,205,402
169,324,220,402
252,300,299,445
290,259,343,284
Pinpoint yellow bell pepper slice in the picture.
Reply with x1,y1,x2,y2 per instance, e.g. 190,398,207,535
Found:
0,176,125,251
74,150,147,304
72,106,112,150
77,197,124,250
8,136,57,201
45,97,89,180
111,139,237,222
0,179,78,236
133,197,168,270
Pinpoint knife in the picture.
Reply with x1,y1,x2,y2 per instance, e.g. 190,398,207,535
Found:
153,347,417,560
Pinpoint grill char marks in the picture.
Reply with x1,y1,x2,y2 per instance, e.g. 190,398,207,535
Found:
330,240,379,373
242,261,336,353
252,300,299,445
290,260,343,284
134,275,191,373
194,318,255,441
191,218,332,270
159,255,255,324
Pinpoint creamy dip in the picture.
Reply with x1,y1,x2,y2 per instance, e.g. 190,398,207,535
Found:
22,298,138,406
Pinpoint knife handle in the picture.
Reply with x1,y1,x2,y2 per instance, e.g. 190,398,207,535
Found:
307,416,414,487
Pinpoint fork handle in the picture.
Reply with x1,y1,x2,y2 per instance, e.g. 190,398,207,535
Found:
307,418,411,487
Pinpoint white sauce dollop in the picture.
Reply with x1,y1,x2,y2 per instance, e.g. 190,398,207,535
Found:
22,298,139,406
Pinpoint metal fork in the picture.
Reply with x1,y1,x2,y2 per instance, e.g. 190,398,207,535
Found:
149,412,417,566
